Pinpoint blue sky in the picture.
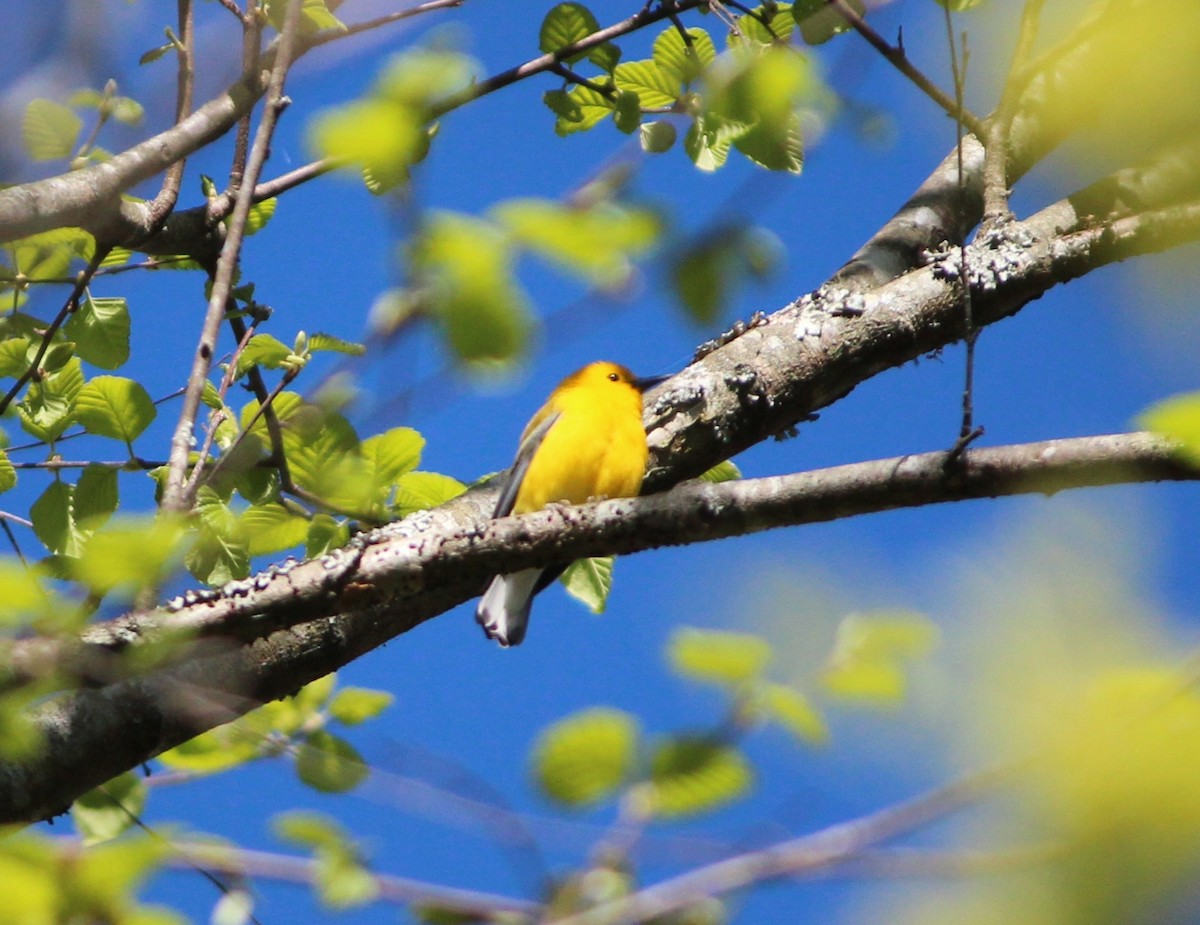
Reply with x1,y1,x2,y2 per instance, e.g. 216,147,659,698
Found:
4,1,1200,922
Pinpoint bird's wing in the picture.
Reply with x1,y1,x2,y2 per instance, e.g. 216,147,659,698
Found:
492,410,561,518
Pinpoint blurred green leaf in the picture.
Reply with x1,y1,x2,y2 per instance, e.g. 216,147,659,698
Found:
645,737,751,818
1139,392,1200,466
71,772,146,845
492,198,660,287
73,515,187,596
820,610,938,704
412,212,534,364
533,707,639,806
65,296,130,370
296,730,368,793
757,682,828,744
668,627,773,687
22,98,82,161
328,687,394,726
560,556,613,614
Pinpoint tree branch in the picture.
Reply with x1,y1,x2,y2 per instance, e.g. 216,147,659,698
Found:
0,430,1192,821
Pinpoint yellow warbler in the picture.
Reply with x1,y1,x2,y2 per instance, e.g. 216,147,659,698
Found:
477,361,666,647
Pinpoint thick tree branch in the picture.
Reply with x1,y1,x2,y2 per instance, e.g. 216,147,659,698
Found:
1,431,1193,821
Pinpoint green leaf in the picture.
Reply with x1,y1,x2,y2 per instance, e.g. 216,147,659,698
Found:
267,0,345,33
820,610,939,704
328,688,394,726
275,810,380,908
241,502,309,557
548,84,616,136
0,338,31,378
307,515,349,557
139,43,173,66
668,627,773,687
296,730,369,793
684,112,749,171
31,481,85,557
492,198,661,288
17,356,84,443
734,112,804,173
22,98,82,161
1139,392,1200,466
411,212,534,364
186,487,250,585
757,682,828,744
361,427,424,485
639,120,677,153
0,451,15,495
697,460,741,483
588,42,621,74
653,26,716,86
74,464,119,529
645,737,751,818
935,0,987,9
613,59,681,109
236,333,294,377
75,375,155,444
733,3,796,46
793,0,864,44
539,3,602,63
393,471,466,515
245,197,277,236
560,556,613,614
71,772,146,845
613,90,642,134
532,707,638,807
307,332,366,356
10,227,95,280
65,296,130,370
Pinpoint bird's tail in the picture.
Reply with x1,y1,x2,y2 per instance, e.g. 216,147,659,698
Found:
476,568,541,647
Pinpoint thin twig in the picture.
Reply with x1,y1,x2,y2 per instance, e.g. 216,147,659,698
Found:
939,5,981,450
161,0,304,514
144,0,195,232
981,0,1046,225
825,0,986,138
307,0,466,50
0,519,26,564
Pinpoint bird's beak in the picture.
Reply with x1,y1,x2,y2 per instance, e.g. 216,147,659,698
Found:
633,373,670,392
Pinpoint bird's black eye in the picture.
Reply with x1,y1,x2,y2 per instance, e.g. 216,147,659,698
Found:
607,372,620,382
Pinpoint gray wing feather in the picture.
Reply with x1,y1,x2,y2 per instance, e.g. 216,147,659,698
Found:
492,411,560,518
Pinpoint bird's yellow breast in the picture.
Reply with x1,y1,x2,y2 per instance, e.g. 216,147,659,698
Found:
513,377,648,515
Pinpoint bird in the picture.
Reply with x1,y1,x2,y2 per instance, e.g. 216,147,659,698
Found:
476,361,667,647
